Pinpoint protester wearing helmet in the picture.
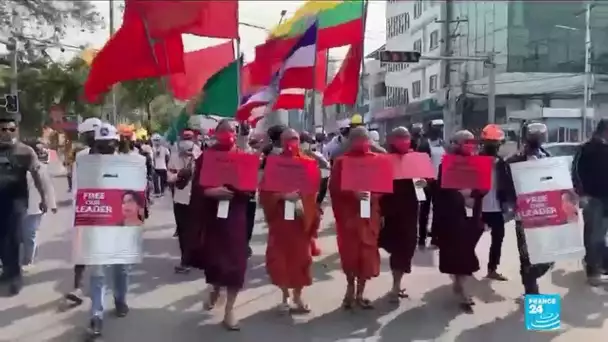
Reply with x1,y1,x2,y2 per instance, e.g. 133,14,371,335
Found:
504,122,554,297
479,124,511,281
410,123,424,150
328,114,386,161
416,119,447,248
87,123,132,337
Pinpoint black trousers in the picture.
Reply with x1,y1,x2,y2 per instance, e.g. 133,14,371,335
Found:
515,221,553,294
173,202,190,266
73,264,86,289
418,183,437,245
0,210,23,280
154,169,168,195
317,177,329,205
482,212,506,272
246,199,257,243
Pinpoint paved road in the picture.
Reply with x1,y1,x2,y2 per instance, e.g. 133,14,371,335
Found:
1,175,608,342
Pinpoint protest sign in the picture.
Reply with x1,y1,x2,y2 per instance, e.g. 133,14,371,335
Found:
510,156,583,264
391,152,436,179
340,155,393,193
72,154,147,265
260,155,320,194
199,150,260,191
440,155,493,190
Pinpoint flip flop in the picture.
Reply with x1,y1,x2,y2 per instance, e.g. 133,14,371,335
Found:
290,303,311,314
342,296,354,310
222,320,241,331
355,298,374,310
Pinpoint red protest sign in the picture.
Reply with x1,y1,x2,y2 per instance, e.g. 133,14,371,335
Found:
391,152,436,179
260,155,320,194
516,189,579,229
199,150,261,191
340,155,394,193
440,154,493,190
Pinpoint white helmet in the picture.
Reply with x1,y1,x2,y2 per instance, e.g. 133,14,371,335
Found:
78,117,102,134
94,123,119,141
151,133,162,141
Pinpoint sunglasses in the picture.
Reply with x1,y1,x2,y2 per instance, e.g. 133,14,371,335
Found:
1,127,16,132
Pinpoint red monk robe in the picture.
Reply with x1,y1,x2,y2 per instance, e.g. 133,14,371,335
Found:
260,153,319,289
329,152,382,281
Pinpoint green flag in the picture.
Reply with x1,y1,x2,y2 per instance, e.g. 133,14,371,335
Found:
194,58,240,118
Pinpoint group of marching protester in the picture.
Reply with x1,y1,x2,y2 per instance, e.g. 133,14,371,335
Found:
3,109,608,338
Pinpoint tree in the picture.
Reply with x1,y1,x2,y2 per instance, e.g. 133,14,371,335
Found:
119,78,167,131
0,1,103,43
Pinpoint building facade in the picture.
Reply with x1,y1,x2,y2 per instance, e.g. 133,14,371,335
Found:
375,0,445,132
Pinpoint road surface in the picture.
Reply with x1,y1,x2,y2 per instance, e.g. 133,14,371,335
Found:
0,176,607,342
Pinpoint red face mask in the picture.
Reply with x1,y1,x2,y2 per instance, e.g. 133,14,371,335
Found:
283,139,300,155
215,132,235,147
351,139,371,153
391,138,411,154
460,143,477,156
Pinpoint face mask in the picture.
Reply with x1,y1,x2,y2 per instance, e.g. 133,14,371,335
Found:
215,132,235,146
391,139,411,153
459,143,477,156
483,144,500,155
284,140,300,155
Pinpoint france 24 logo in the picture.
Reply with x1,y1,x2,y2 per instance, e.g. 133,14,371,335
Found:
524,294,561,331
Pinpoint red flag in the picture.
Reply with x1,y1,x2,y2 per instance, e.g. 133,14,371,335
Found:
84,5,185,103
250,37,298,86
315,50,328,92
169,42,234,100
129,0,238,39
322,43,362,106
273,93,305,110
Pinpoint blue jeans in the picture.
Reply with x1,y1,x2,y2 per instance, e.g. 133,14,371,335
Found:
89,264,130,318
21,214,43,266
583,197,608,277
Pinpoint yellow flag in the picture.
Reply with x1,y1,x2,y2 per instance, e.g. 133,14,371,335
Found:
269,1,342,38
80,48,99,66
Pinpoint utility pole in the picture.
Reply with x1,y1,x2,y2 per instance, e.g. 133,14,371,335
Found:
582,1,592,139
109,0,118,124
10,11,20,97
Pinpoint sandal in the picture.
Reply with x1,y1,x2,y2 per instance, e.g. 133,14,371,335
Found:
222,319,241,331
355,298,374,310
459,302,474,314
277,302,291,314
290,302,311,314
342,296,354,310
389,289,409,303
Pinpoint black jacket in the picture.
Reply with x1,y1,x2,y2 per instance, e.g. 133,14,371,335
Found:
417,137,448,156
479,152,516,207
573,137,608,198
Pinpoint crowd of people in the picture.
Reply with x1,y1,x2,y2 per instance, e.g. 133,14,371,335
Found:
1,111,608,339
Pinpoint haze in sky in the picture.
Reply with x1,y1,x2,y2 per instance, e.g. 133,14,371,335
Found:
57,0,387,64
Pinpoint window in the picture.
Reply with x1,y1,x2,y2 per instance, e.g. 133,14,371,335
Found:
386,87,409,107
412,81,421,98
373,82,386,98
413,39,422,53
430,30,439,50
429,75,438,93
414,0,423,19
398,14,404,35
403,88,409,104
404,13,410,31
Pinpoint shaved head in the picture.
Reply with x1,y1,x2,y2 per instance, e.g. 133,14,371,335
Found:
349,126,369,139
280,128,299,142
390,126,410,138
215,119,234,133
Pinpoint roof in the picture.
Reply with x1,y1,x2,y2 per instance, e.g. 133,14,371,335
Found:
366,44,386,59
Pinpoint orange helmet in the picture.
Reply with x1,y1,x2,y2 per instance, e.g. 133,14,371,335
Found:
480,124,505,141
117,124,135,140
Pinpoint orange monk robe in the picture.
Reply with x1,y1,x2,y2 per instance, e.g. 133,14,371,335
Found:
329,151,382,280
260,153,320,288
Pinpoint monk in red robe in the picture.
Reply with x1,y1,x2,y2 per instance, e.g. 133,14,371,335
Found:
329,126,382,309
434,130,486,313
186,120,250,330
260,128,320,314
379,127,426,302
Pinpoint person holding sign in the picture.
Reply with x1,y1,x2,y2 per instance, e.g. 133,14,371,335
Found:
186,120,251,331
379,127,426,303
434,130,486,313
504,122,554,297
260,128,320,314
329,126,385,310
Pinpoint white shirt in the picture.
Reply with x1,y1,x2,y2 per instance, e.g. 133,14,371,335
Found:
27,163,57,215
482,158,501,213
152,145,170,170
168,153,195,205
323,136,343,160
76,147,90,157
429,140,445,177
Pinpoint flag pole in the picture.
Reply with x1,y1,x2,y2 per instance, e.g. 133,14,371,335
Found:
321,49,329,133
235,37,247,149
309,22,320,133
355,0,369,117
